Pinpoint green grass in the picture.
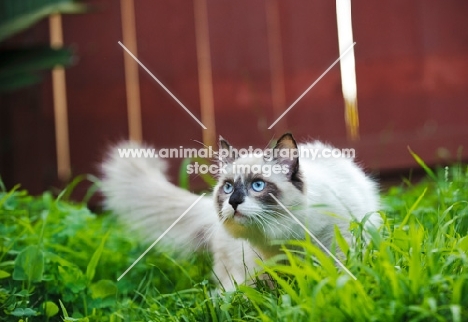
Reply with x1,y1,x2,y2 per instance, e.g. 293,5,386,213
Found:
1,164,468,321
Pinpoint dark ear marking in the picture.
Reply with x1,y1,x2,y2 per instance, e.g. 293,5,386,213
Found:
274,133,298,151
218,135,236,163
273,133,303,191
218,135,231,150
273,133,299,174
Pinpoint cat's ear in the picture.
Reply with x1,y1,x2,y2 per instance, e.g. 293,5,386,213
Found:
218,136,236,163
273,133,300,179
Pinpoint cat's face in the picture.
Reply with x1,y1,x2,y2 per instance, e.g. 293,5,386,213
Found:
213,133,306,245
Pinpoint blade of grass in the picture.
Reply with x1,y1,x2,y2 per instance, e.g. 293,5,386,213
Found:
86,231,110,283
400,187,427,227
408,147,437,182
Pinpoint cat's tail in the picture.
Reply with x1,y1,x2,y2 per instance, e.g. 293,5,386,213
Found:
100,141,219,252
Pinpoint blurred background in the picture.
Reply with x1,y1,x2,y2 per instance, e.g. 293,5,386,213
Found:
0,0,467,197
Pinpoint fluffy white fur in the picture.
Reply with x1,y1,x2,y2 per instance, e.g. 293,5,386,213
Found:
101,138,381,290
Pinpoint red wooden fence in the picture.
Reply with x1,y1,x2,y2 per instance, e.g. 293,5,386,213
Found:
1,0,467,195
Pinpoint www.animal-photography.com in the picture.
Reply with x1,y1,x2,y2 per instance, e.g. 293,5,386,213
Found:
1,1,467,321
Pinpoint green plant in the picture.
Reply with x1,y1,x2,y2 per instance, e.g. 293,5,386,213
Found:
0,0,88,92
1,161,467,321
0,178,212,321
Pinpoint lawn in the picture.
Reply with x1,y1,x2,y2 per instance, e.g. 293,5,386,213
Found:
1,162,467,321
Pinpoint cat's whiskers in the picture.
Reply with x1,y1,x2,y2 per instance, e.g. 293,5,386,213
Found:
259,208,306,239
261,213,302,239
236,205,301,240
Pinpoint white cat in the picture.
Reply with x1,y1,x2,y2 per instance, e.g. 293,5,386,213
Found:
101,133,381,290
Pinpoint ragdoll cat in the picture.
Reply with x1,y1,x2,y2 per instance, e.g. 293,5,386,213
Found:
101,133,381,290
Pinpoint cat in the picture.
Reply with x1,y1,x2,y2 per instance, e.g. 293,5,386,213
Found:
101,133,381,290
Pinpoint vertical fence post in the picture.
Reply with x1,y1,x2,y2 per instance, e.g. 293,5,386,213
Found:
194,0,216,147
120,0,143,142
265,0,287,133
49,13,71,181
336,0,359,141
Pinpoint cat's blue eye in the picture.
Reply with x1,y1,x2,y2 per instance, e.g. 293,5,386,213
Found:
223,182,234,194
251,180,265,192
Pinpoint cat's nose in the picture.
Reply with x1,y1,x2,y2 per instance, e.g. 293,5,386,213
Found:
229,190,245,210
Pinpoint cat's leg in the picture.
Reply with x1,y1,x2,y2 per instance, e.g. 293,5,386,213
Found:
211,229,265,291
